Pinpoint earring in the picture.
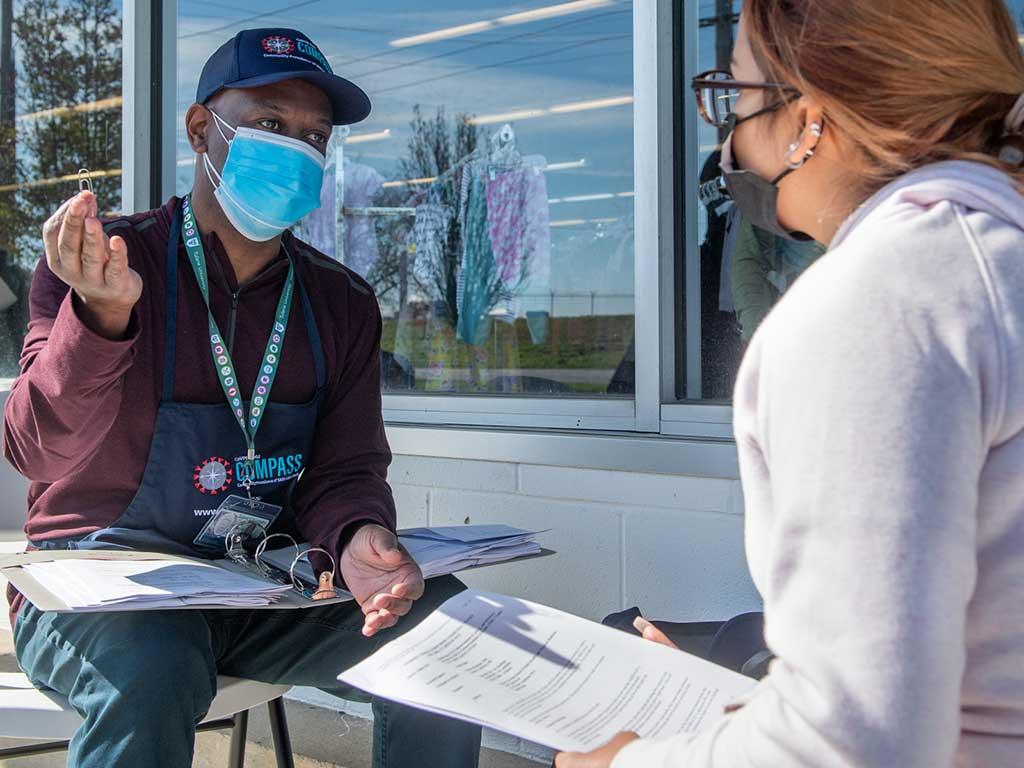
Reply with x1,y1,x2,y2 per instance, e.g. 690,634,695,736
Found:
784,122,823,170
785,144,817,170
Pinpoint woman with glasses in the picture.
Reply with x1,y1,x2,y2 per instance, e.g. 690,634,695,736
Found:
557,1,1024,766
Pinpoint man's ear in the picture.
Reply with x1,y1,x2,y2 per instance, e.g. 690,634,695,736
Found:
186,103,212,154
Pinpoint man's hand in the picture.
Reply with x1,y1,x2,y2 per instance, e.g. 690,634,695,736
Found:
340,524,425,637
555,732,639,768
43,191,142,339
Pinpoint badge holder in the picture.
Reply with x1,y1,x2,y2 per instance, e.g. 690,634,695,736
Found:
193,493,282,552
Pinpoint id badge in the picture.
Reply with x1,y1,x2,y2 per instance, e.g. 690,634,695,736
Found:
193,494,282,552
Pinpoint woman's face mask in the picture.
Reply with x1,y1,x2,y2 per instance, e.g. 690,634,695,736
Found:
204,110,326,242
719,113,817,242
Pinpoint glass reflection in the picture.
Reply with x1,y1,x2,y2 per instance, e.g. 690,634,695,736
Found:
0,0,123,377
690,0,1024,401
177,0,635,397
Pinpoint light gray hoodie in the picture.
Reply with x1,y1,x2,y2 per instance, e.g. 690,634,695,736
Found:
614,162,1024,767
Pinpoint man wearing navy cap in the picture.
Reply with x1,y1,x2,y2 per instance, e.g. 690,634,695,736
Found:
4,28,481,768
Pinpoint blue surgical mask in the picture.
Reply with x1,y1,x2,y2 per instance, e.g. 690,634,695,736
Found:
204,109,326,242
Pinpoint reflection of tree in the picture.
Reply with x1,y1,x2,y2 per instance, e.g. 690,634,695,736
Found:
15,0,122,237
0,0,121,375
369,105,478,330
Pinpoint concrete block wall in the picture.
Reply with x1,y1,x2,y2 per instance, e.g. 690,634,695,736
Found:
0,378,762,623
389,454,762,623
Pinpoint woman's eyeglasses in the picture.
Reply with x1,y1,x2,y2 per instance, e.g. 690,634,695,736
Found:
691,69,801,129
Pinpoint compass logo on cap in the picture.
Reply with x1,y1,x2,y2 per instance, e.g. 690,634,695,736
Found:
262,35,295,55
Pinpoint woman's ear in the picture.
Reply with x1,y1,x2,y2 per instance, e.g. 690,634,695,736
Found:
785,99,826,168
185,104,211,154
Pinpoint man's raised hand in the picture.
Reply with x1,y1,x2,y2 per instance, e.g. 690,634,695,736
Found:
43,191,142,339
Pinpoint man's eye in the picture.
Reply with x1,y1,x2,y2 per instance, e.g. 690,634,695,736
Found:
258,119,280,131
308,132,327,145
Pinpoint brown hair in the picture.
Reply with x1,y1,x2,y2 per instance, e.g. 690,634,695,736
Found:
744,0,1024,194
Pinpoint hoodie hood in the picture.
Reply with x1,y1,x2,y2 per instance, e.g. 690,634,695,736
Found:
832,161,1024,250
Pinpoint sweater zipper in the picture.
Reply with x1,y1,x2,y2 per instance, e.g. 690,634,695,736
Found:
226,289,240,354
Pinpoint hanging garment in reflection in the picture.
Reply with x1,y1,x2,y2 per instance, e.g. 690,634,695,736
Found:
456,163,502,345
485,156,550,289
292,136,338,257
412,200,453,285
604,212,634,275
342,157,384,278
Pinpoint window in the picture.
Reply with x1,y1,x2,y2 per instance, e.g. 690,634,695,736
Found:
678,0,826,403
176,1,636,400
679,0,1024,403
0,0,124,377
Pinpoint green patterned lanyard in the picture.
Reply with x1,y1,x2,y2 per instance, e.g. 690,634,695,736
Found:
180,194,294,492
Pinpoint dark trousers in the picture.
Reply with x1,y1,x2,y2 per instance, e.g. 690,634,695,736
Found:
14,575,481,768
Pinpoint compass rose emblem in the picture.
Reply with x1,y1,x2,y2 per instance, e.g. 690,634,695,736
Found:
194,456,233,495
262,36,295,55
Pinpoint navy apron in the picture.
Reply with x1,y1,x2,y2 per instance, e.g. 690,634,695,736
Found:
74,201,326,556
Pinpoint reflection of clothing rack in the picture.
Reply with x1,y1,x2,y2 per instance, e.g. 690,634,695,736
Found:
342,206,416,217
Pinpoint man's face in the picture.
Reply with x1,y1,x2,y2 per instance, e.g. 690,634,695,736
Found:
202,78,333,165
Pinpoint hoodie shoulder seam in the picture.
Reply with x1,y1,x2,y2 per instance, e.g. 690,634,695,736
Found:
953,203,1008,444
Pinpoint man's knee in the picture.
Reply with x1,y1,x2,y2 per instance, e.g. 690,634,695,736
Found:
90,613,217,718
20,609,217,722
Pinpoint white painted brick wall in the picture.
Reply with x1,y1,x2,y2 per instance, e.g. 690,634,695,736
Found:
0,429,761,623
390,454,761,623
518,465,734,513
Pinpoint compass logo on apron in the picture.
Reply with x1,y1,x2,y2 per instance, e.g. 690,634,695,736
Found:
194,456,234,495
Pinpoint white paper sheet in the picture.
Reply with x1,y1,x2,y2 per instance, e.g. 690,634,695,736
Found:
260,525,543,586
399,525,540,543
339,590,758,753
23,558,291,610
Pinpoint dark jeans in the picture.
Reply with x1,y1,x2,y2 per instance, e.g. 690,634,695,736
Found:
13,574,481,768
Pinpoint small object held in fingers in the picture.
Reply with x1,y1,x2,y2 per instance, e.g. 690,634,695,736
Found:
312,571,336,601
77,168,93,194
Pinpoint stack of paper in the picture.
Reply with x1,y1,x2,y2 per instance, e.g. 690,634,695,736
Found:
399,525,543,579
22,558,292,611
264,525,544,586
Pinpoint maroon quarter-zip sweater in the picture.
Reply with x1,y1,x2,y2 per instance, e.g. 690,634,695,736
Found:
4,197,396,622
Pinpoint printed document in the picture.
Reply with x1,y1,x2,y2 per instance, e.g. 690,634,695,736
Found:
339,590,757,753
22,558,291,610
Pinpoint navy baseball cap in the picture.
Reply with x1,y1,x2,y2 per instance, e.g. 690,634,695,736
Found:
196,28,370,125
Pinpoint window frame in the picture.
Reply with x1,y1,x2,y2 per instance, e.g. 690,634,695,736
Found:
126,0,176,212
671,0,736,429
148,0,735,452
